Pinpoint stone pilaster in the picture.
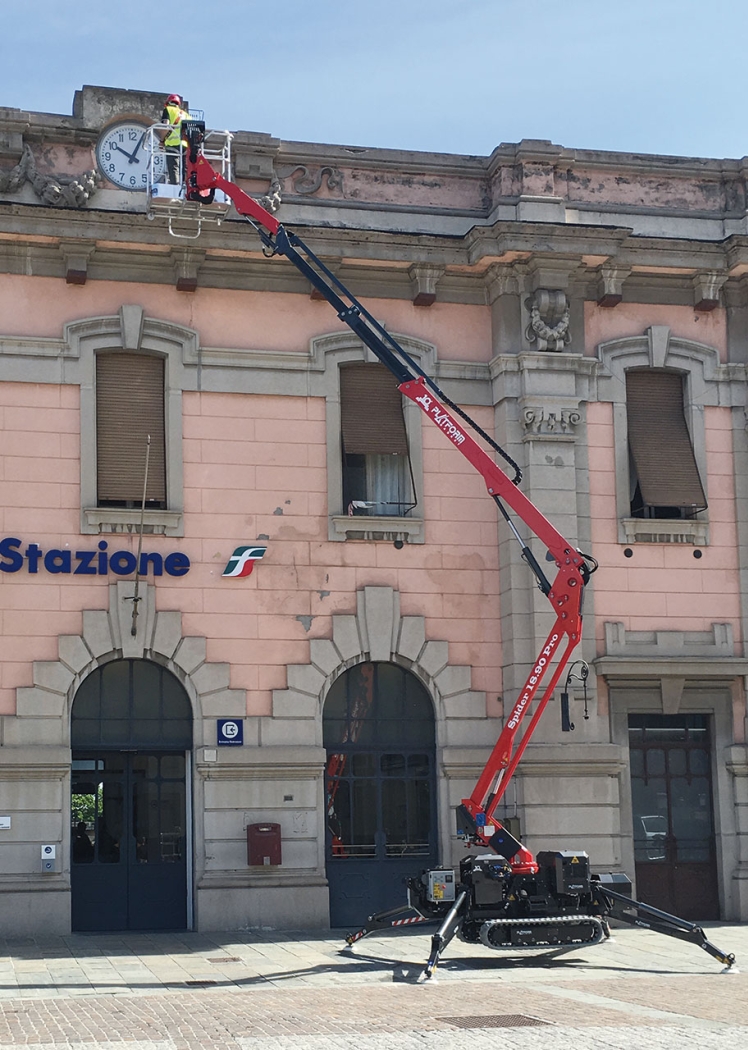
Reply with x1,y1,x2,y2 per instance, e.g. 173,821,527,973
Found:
490,351,599,747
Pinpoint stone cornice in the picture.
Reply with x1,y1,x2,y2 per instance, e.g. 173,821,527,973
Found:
5,96,748,185
5,89,748,236
198,765,324,779
0,766,69,780
441,743,625,779
594,657,748,679
465,223,631,264
4,223,748,308
0,874,70,892
198,872,327,889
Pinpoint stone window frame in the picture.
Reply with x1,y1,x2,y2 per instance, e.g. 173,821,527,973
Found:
596,325,721,546
311,332,433,544
64,306,193,536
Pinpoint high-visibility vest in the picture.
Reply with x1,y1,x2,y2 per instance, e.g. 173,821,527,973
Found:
163,104,189,148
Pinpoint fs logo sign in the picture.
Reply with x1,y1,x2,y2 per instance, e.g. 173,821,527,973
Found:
222,546,267,579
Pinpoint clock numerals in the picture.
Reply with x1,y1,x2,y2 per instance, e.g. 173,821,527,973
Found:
96,122,165,192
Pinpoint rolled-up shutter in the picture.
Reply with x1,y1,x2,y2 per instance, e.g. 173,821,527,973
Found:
626,370,706,511
340,363,408,455
96,352,166,505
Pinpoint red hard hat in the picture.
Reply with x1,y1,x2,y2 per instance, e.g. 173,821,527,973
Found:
166,93,182,104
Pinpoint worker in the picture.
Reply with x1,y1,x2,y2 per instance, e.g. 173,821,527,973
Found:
161,93,190,185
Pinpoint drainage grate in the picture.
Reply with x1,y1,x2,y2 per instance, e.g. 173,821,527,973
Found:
440,1015,550,1029
207,957,241,963
184,979,218,986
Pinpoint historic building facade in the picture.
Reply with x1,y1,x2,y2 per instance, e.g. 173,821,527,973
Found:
1,85,747,935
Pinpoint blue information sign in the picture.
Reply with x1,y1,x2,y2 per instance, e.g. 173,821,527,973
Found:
217,718,244,746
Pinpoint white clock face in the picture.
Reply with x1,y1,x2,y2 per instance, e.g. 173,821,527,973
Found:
96,121,166,191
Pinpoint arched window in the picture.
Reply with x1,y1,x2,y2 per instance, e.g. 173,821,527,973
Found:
71,659,192,750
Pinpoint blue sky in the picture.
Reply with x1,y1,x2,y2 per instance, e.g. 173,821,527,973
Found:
2,0,747,160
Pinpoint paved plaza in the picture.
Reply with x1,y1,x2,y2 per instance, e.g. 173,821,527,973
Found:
0,922,746,1049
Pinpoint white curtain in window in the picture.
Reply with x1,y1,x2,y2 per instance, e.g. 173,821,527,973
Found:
366,453,408,512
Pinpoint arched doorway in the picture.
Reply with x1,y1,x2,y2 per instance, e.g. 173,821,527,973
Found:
70,659,192,932
324,662,437,927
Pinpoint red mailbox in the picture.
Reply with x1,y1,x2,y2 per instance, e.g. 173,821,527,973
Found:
247,822,282,866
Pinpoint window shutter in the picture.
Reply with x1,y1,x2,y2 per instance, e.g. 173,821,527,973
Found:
340,363,408,455
96,352,166,504
626,370,706,510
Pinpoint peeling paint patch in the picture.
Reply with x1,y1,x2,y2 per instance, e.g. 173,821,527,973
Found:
317,590,330,599
296,615,314,632
273,507,284,515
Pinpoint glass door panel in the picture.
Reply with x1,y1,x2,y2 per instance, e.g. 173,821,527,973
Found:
71,751,187,931
324,663,437,927
628,714,718,920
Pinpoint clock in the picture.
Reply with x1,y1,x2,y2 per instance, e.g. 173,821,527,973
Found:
96,120,167,191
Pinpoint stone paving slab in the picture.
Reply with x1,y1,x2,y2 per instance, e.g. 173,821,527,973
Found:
0,924,745,1048
0,924,745,996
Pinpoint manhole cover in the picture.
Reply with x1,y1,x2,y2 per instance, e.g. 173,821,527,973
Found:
441,1015,550,1029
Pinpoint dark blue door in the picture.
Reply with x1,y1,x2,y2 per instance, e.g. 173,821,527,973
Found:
324,662,437,928
70,660,192,932
71,751,187,931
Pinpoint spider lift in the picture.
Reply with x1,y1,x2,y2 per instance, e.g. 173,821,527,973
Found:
175,120,736,976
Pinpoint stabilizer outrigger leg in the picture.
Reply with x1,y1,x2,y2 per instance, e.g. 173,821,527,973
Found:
422,890,468,979
344,902,434,948
595,883,737,970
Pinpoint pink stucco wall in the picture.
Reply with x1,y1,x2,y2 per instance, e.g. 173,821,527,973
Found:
179,393,501,716
584,302,727,362
0,381,502,717
0,275,491,362
0,381,87,712
587,400,740,650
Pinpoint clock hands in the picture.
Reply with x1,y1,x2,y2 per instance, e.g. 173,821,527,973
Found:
129,131,148,163
110,143,139,163
110,133,146,164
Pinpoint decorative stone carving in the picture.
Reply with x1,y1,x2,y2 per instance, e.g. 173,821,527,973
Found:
524,289,571,352
522,405,581,437
277,164,344,196
266,586,488,748
258,172,282,213
172,248,206,293
484,261,532,306
12,581,248,745
0,144,98,208
59,240,95,285
409,264,444,307
693,271,727,312
596,264,631,308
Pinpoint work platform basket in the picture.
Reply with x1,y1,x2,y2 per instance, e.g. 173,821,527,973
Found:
144,120,234,239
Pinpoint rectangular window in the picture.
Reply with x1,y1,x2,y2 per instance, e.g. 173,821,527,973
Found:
96,352,167,508
340,363,414,516
626,370,706,519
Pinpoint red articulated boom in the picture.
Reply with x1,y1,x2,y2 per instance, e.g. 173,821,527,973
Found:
181,121,736,977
